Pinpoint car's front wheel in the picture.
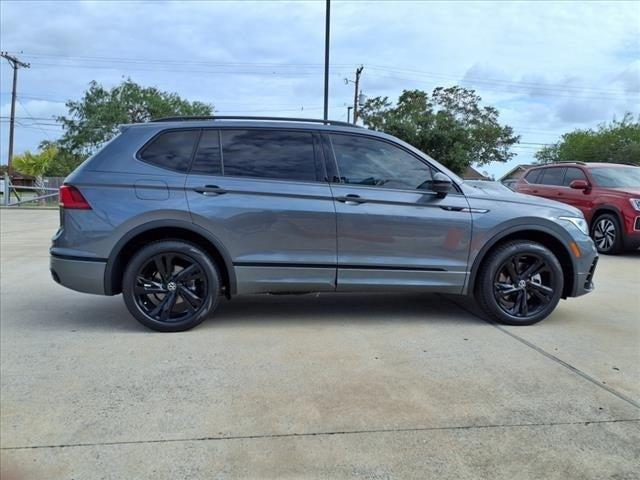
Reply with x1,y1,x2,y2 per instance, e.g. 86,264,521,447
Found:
122,240,221,332
475,240,564,326
591,213,622,255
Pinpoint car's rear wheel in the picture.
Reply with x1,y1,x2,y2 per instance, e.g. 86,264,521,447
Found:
122,240,221,332
475,241,563,326
591,213,622,255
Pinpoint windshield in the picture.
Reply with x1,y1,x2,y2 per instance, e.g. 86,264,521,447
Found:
466,180,511,192
590,166,640,188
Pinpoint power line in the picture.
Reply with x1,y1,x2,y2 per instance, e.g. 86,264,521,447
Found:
6,51,634,97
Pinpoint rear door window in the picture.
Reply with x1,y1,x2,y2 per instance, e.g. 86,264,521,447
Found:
524,169,542,184
563,167,587,186
221,129,319,182
138,130,199,172
540,167,566,186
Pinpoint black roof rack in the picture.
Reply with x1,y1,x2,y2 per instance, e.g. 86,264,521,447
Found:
552,161,587,165
150,115,361,128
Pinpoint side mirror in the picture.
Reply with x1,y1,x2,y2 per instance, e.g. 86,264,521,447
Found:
569,179,589,191
431,172,452,197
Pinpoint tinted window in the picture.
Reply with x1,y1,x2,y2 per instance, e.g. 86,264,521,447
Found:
563,167,587,186
191,130,222,175
540,167,566,186
330,134,432,190
221,130,317,182
139,130,199,172
524,169,542,184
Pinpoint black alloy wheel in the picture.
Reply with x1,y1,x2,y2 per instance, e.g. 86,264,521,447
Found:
476,241,563,326
123,241,221,331
493,253,555,318
134,253,207,322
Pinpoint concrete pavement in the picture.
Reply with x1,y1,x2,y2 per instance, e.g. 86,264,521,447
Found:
1,209,638,479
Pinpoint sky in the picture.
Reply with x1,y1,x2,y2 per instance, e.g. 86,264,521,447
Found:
1,0,639,178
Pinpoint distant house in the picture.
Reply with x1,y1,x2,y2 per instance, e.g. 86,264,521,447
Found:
8,173,35,188
462,166,490,180
499,164,537,183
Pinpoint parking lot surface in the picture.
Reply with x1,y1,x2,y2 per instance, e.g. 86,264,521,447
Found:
1,209,639,479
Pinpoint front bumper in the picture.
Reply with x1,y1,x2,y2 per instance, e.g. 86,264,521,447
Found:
570,237,598,297
50,254,107,295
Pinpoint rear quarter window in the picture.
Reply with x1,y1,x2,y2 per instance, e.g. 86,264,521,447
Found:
138,129,199,172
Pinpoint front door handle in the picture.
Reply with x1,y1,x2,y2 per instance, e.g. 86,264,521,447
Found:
193,185,227,196
336,194,365,205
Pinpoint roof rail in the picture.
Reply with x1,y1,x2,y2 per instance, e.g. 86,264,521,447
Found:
552,161,587,165
150,115,361,128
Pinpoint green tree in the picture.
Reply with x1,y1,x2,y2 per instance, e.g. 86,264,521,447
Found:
38,140,84,177
360,87,519,175
13,146,58,196
535,113,640,165
57,79,213,157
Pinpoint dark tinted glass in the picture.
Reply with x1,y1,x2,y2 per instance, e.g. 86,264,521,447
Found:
524,169,542,183
221,130,317,182
540,167,566,186
330,134,432,190
191,130,222,175
139,130,198,172
563,167,587,186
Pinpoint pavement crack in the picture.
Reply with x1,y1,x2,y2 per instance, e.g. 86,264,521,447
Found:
440,294,640,410
2,418,638,451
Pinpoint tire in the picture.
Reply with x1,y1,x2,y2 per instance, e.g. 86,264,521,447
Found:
475,240,564,326
591,213,622,255
122,240,221,332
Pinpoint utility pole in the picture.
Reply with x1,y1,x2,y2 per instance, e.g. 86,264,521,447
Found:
1,52,30,176
352,65,363,124
323,0,331,121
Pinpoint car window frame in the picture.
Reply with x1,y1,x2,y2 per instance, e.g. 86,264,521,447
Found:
136,128,201,174
207,127,326,184
323,132,462,195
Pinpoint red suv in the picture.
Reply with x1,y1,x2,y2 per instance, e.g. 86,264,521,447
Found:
515,162,640,254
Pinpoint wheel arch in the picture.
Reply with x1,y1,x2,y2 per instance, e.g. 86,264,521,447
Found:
467,226,576,299
104,220,236,297
590,205,623,228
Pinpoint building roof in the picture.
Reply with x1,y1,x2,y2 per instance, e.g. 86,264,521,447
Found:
499,164,537,181
462,166,490,180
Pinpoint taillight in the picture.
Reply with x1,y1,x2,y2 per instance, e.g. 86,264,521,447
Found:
59,185,91,210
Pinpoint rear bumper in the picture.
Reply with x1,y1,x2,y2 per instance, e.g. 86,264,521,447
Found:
50,254,107,295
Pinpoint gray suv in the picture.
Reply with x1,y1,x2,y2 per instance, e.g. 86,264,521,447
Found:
50,117,598,331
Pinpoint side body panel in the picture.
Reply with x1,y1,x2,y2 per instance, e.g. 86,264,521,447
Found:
186,176,337,294
322,132,473,293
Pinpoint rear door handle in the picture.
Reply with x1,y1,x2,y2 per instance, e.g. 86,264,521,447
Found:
336,194,365,205
193,185,227,195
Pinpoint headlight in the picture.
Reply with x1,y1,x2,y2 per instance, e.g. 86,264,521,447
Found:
558,216,589,236
630,198,640,211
